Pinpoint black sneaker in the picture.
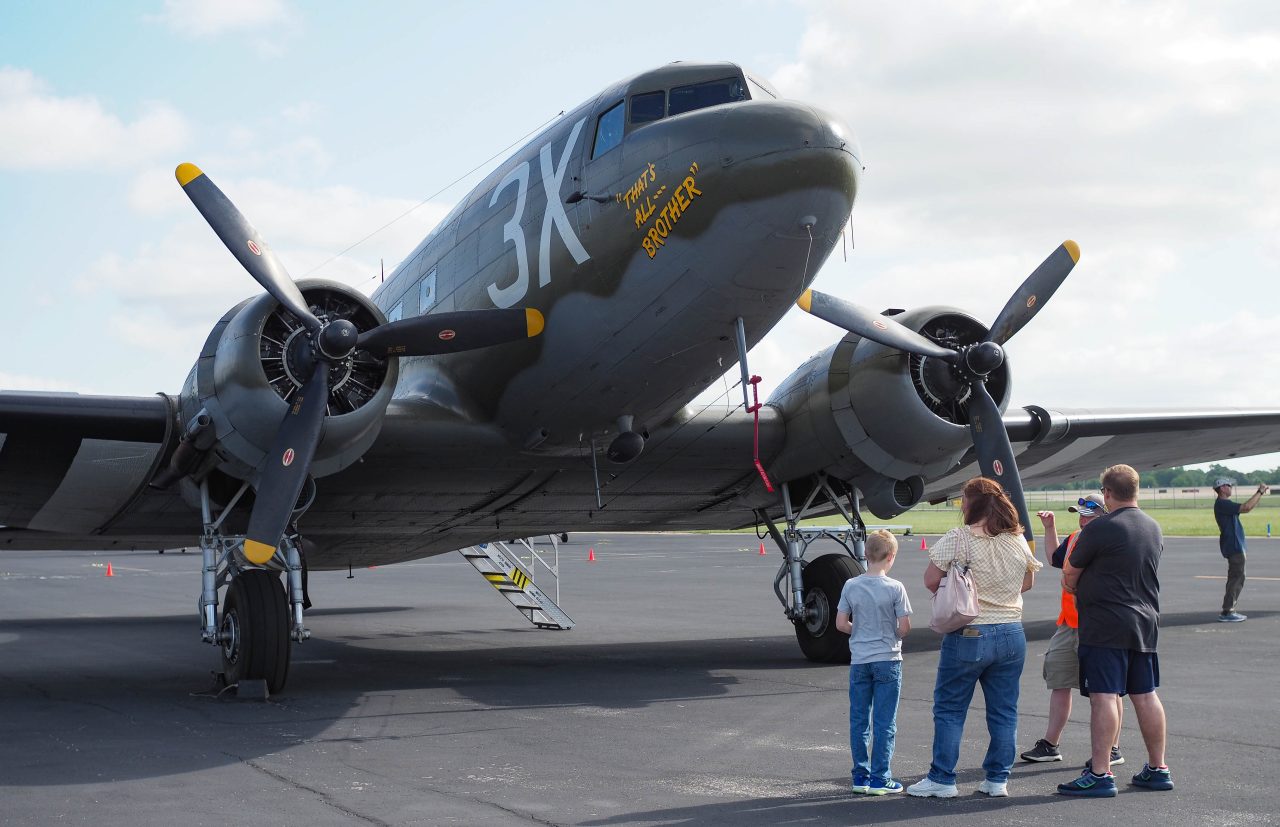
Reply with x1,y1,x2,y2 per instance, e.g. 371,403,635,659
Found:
1084,746,1125,772
1131,763,1174,791
1020,739,1063,763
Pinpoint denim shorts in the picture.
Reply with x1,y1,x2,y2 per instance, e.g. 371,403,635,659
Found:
1078,643,1159,696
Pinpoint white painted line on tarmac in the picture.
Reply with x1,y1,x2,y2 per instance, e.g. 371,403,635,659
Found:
1195,575,1280,581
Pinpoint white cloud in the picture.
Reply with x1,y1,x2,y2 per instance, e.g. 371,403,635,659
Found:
0,68,189,170
153,0,291,37
80,177,452,374
748,0,1280,426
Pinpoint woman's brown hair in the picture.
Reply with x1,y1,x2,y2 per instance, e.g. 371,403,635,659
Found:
960,476,1023,536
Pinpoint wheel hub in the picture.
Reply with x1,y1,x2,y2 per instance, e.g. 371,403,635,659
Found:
802,586,830,635
219,608,241,665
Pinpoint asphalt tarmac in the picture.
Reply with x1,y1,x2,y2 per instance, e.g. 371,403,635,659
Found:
1,533,1276,826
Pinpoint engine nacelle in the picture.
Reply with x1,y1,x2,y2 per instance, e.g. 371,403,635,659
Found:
177,279,398,483
766,305,1010,518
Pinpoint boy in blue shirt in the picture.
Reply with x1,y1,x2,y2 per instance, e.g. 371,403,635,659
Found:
836,529,913,794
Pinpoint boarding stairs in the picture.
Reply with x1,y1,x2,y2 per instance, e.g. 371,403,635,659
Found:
458,536,574,630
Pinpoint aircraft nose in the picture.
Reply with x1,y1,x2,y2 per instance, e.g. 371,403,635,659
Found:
716,98,865,239
716,100,861,227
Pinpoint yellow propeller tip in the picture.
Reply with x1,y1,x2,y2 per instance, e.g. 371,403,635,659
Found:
243,539,277,565
175,163,204,187
525,308,545,338
1063,240,1080,263
796,289,813,313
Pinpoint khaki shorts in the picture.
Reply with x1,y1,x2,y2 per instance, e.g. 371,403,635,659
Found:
1042,623,1079,690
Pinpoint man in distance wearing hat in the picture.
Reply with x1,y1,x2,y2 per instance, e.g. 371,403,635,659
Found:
1212,477,1270,623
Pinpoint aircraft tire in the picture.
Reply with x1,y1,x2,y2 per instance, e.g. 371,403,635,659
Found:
220,569,291,693
793,553,862,664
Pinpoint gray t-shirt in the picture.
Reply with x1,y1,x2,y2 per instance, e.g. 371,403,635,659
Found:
836,574,912,664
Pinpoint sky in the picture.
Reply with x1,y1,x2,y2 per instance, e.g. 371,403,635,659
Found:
2,0,1278,470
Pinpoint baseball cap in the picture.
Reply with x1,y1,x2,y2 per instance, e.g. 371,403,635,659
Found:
1068,497,1107,516
1214,477,1236,489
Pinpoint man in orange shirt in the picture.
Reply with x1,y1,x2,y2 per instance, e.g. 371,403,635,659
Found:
1019,498,1124,765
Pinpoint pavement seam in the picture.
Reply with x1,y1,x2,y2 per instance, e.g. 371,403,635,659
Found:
236,753,393,827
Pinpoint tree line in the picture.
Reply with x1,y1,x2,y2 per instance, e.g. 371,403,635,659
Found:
1033,464,1280,492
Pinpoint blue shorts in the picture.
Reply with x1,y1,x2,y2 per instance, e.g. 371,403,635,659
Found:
1078,643,1159,696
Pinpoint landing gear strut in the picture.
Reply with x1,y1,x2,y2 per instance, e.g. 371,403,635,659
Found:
197,479,309,694
756,474,867,664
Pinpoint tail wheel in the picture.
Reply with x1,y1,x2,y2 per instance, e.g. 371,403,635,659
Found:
220,569,291,693
794,553,864,664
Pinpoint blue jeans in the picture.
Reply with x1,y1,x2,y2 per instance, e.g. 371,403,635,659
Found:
928,622,1026,785
849,659,902,785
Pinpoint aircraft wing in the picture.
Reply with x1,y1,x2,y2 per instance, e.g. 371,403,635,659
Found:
918,406,1280,502
0,392,173,534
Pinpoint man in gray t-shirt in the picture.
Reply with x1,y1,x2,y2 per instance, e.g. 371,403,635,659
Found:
835,530,912,794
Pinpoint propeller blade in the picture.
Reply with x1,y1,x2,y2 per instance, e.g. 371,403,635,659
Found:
985,240,1080,346
243,363,330,565
797,289,956,360
175,163,321,333
967,380,1035,551
357,308,544,357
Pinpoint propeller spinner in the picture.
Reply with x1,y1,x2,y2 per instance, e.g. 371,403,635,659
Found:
797,241,1081,548
177,163,545,565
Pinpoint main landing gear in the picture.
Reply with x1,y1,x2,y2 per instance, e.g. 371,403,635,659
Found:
196,479,309,694
756,474,868,664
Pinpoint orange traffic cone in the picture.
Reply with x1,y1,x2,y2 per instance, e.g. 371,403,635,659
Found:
105,562,114,577
759,542,767,556
920,537,928,551
588,548,596,562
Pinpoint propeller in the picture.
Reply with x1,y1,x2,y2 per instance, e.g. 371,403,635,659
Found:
177,163,545,565
796,240,1080,549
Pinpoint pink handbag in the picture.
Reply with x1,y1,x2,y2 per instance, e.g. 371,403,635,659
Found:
930,529,980,633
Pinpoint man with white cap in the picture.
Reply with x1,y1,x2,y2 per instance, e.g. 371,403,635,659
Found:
1020,497,1123,765
1213,477,1269,622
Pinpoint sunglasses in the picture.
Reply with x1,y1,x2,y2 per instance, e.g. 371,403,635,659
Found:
1078,498,1103,509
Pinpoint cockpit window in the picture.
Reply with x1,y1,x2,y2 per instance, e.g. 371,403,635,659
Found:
630,91,665,124
668,76,747,116
592,100,625,159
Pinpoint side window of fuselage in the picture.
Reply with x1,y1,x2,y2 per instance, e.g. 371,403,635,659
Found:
387,300,403,323
591,100,624,159
420,268,437,313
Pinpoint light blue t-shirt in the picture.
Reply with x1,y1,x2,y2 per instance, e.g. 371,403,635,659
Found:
836,574,912,664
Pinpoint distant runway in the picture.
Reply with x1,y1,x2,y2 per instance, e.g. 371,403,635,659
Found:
1,535,1276,826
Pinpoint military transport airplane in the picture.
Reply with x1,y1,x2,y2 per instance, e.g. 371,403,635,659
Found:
3,62,1279,693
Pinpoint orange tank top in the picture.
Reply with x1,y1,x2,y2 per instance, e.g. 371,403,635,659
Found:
1058,530,1079,628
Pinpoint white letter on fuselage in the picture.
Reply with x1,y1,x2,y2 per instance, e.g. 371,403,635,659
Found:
486,163,531,309
538,117,590,287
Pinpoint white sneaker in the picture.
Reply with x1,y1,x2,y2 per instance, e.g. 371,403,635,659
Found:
907,778,959,798
977,779,1008,797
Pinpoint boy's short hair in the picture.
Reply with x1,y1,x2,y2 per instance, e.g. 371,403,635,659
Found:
865,529,898,563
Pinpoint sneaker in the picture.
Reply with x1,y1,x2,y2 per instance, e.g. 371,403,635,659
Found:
1057,769,1117,797
977,779,1008,797
851,778,870,794
1020,739,1063,763
867,779,904,795
907,778,958,798
1219,612,1248,623
1131,763,1174,791
1084,746,1125,772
